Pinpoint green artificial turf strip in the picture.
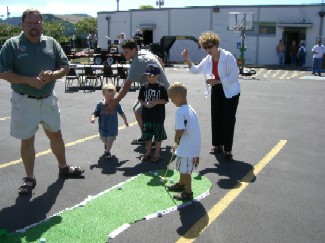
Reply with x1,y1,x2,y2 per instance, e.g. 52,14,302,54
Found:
1,170,212,243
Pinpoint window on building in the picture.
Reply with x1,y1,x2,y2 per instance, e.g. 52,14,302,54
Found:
242,21,276,37
258,22,276,35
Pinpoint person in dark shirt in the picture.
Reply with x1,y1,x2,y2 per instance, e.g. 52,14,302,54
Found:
138,64,168,163
133,29,143,49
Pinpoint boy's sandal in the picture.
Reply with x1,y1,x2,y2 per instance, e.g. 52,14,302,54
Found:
173,191,193,200
59,165,85,177
166,183,185,192
139,154,151,161
18,177,37,196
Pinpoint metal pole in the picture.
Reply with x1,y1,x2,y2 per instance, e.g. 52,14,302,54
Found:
321,0,325,37
116,0,119,11
240,29,245,74
7,6,9,20
240,15,246,74
156,0,164,9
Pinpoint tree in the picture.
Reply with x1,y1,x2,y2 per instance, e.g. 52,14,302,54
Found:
74,17,97,37
139,5,154,9
43,20,69,43
0,16,96,47
0,24,21,44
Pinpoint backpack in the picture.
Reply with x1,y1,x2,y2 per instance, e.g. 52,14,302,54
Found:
298,47,306,57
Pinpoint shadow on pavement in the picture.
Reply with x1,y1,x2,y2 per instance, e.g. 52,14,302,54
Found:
89,154,128,174
177,201,208,238
0,179,65,233
199,154,256,189
118,145,174,177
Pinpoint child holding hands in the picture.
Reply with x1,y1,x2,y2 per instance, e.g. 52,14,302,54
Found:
91,83,128,158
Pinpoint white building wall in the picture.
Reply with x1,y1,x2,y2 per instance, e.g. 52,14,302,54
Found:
169,8,211,62
169,8,211,36
110,12,131,40
97,11,131,49
256,5,321,67
130,10,169,42
97,4,325,66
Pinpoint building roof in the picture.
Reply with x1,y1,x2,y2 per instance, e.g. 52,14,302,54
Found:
98,3,323,14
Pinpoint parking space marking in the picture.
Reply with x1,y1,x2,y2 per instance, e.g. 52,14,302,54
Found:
176,139,287,243
263,69,272,78
0,116,10,121
288,70,305,79
300,75,325,80
271,70,281,78
0,122,137,169
279,70,288,79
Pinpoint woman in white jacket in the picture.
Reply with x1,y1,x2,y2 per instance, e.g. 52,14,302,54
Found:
181,31,240,160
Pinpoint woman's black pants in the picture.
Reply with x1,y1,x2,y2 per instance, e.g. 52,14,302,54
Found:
211,85,240,152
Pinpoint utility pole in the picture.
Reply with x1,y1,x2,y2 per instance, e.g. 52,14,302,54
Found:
156,0,164,9
116,0,120,11
319,0,325,37
6,6,10,21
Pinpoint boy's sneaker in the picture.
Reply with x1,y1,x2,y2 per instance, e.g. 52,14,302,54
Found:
58,165,85,177
131,137,145,145
173,191,193,200
105,151,112,159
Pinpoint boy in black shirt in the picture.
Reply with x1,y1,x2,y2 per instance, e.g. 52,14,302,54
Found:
138,64,168,162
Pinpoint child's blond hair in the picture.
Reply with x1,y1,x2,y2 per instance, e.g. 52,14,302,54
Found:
102,83,116,95
167,82,187,98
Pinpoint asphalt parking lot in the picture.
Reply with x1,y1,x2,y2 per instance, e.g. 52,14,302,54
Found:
0,66,325,243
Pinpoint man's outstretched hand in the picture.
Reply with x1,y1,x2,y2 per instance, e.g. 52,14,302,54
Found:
104,98,118,113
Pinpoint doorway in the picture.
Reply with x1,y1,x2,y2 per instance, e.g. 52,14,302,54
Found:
283,27,306,65
142,30,153,46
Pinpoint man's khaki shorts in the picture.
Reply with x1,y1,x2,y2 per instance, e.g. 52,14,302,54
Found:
10,91,60,139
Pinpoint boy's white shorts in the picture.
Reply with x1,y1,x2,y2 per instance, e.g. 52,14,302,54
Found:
175,157,195,174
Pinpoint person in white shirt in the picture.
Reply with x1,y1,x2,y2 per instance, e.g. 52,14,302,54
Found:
312,39,325,76
167,82,201,200
181,31,240,160
118,33,126,45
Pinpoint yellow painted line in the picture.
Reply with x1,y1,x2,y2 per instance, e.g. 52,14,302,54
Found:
0,122,137,169
176,139,287,243
0,116,10,121
279,71,288,79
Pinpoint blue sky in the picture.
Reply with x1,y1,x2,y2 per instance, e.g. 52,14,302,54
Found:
0,0,320,18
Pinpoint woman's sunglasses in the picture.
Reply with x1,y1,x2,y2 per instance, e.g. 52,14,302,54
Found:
203,44,214,50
